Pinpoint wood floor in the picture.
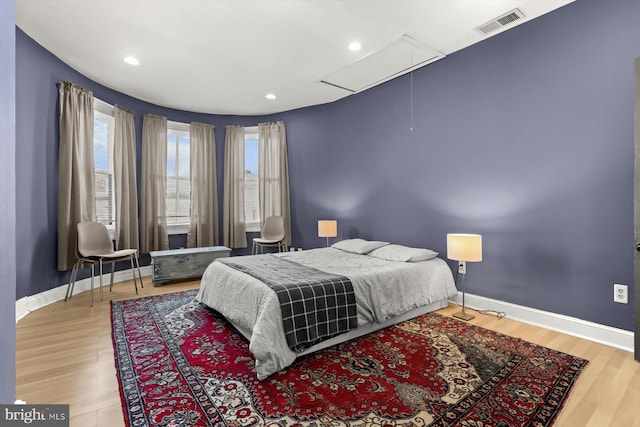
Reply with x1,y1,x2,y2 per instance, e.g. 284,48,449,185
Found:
15,277,640,427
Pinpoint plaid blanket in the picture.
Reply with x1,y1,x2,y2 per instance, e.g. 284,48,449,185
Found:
219,254,358,352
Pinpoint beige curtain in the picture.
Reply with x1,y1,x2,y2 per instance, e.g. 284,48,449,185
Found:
259,121,291,246
57,81,96,271
141,113,169,252
223,125,247,248
114,105,139,250
187,122,219,248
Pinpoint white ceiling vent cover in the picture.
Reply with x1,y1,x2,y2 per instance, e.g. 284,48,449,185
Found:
476,8,526,35
321,35,445,93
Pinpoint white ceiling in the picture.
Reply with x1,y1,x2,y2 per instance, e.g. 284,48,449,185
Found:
16,0,574,116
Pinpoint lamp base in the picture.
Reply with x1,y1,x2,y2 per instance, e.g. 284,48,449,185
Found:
452,310,475,321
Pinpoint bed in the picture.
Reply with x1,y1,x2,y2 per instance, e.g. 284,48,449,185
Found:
196,240,457,379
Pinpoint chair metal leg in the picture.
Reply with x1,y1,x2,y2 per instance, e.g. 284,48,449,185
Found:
65,264,76,300
109,261,115,289
98,259,105,301
65,262,80,301
130,256,139,295
90,264,95,308
135,254,144,289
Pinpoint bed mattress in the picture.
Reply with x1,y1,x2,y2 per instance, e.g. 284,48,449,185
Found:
196,247,457,379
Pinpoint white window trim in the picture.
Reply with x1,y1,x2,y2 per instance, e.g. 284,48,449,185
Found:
245,126,258,140
94,98,114,116
244,126,260,233
167,223,190,235
93,98,116,238
167,122,191,235
246,221,261,233
167,120,190,132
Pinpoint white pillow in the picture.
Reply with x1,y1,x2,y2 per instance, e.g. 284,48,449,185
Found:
368,244,438,262
331,238,390,255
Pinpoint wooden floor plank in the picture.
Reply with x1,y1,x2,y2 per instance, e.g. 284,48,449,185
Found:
15,277,640,427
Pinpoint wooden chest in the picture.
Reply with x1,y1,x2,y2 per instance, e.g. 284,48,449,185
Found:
149,246,231,286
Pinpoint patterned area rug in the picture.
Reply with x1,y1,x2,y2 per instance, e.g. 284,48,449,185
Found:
112,290,587,426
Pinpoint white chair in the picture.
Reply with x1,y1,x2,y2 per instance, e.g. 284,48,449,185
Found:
65,221,143,307
252,216,287,254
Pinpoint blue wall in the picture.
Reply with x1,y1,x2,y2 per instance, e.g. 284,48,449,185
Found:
15,0,639,332
15,28,280,297
275,0,640,331
1,0,16,404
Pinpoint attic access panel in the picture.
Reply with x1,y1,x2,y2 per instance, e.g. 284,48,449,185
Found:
321,34,445,93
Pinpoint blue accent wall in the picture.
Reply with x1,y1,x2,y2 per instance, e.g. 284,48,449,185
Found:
1,0,16,404
15,28,276,298
14,0,640,333
277,0,640,331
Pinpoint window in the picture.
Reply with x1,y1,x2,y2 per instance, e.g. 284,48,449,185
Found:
166,122,191,232
244,127,260,232
93,100,115,229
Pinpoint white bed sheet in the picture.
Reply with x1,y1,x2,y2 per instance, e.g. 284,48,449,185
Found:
196,247,457,379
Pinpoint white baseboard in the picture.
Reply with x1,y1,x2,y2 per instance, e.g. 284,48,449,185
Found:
15,266,152,323
452,293,634,353
16,273,634,353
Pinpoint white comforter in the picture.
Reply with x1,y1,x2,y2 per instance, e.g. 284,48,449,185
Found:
196,247,457,379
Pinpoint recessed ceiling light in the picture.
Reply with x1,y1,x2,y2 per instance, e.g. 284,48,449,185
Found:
348,41,361,51
265,93,276,100
123,56,140,65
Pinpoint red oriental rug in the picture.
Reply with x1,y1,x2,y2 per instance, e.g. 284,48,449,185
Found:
111,290,587,427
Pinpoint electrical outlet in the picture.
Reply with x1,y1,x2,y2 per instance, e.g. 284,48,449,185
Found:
458,261,466,275
613,284,628,304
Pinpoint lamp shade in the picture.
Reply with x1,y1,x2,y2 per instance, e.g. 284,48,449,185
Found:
447,233,482,262
318,220,337,238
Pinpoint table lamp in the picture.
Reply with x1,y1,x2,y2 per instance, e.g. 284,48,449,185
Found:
447,233,482,321
318,220,337,247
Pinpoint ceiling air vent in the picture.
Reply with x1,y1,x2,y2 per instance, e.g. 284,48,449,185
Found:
476,8,525,35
